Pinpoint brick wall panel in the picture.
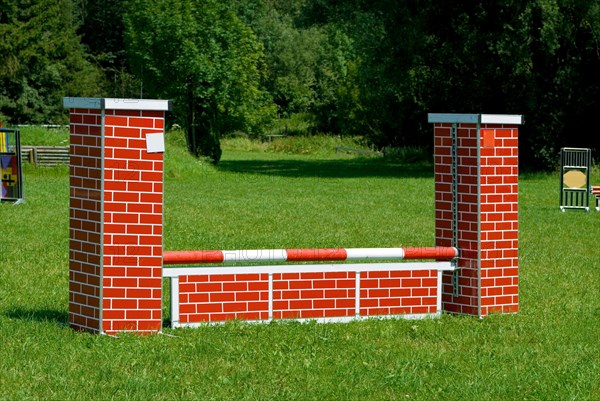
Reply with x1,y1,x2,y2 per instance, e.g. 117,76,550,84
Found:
435,119,519,317
68,109,103,333
68,101,167,334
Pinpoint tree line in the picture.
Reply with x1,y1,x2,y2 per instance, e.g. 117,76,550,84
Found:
1,0,599,169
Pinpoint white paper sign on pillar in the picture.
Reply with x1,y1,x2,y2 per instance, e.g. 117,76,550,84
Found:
146,132,165,153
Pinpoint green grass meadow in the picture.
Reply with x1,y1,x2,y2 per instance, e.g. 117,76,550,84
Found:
1,128,599,400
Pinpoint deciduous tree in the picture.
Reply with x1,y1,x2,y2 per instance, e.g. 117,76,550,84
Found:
0,0,103,123
125,0,276,163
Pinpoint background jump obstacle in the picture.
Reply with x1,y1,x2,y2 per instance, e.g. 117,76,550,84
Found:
593,186,600,212
559,147,592,212
1,128,24,203
64,98,522,334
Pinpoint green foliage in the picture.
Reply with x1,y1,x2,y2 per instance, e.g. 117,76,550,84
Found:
2,0,598,169
268,113,316,137
415,0,600,169
383,147,431,164
523,0,600,168
0,0,103,124
234,0,355,134
255,0,600,169
75,0,140,98
125,0,276,163
234,1,320,114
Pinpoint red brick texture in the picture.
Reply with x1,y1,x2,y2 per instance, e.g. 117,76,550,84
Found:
179,274,270,323
434,123,519,316
68,105,166,334
176,269,440,325
69,108,103,332
361,270,438,316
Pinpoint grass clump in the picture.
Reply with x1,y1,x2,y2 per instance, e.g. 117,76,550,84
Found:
17,125,69,146
268,112,316,137
222,134,393,160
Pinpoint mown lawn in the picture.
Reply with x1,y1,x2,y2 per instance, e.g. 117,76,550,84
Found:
0,130,599,400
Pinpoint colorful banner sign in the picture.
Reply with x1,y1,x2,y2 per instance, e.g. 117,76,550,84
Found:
1,155,18,199
0,129,23,202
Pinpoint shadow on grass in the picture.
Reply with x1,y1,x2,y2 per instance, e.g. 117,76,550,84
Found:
218,158,434,179
5,308,68,325
5,308,178,330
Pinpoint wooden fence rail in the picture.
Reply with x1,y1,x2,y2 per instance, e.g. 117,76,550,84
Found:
21,146,69,166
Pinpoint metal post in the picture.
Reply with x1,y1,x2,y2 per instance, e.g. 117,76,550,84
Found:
451,123,459,296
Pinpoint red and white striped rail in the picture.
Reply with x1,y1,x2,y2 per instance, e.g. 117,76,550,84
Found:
163,247,458,265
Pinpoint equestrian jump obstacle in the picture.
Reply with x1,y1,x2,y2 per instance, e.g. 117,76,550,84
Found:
163,247,458,327
64,97,521,335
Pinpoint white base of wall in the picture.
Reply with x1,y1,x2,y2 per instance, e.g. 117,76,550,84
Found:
171,312,442,329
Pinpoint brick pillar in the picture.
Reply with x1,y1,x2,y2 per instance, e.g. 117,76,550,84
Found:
65,97,171,334
429,114,521,317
